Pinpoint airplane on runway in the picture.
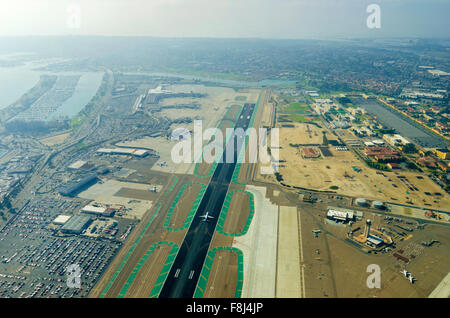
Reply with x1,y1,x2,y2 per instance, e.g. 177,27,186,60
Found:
199,212,214,222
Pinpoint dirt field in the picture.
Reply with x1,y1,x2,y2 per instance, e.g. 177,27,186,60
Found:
281,122,326,145
318,208,450,298
39,132,71,146
203,250,238,298
123,244,171,297
167,182,203,229
259,124,450,210
224,104,242,122
222,189,251,234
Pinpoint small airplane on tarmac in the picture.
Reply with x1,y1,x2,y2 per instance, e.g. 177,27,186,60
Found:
400,269,410,278
199,212,214,222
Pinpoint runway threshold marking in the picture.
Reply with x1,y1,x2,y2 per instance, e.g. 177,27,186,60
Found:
99,203,161,298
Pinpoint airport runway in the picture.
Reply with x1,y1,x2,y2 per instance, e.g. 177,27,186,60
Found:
159,103,255,298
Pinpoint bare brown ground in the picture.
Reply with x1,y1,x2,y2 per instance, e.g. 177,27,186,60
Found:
325,220,450,298
114,188,159,201
224,104,242,121
168,183,203,229
40,132,71,146
219,120,233,142
297,207,337,298
222,191,250,235
203,250,238,298
197,159,214,177
124,244,171,297
255,122,450,211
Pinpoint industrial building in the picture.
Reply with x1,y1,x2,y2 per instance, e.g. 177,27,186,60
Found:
366,235,384,248
96,147,149,157
52,215,71,225
81,203,117,217
61,215,92,234
327,209,354,222
68,160,93,171
58,174,98,197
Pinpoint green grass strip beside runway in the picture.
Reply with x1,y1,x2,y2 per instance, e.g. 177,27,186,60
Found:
117,241,178,298
193,247,244,298
99,202,161,298
216,190,255,237
164,182,207,231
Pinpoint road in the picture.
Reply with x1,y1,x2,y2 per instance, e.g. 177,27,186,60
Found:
159,103,255,298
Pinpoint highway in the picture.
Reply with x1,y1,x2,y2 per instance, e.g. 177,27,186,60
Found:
159,103,255,298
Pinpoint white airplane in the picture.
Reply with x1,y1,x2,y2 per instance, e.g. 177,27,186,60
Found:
199,212,214,222
400,269,410,278
408,276,416,284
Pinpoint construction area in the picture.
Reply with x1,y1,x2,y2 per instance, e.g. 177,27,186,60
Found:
255,121,450,210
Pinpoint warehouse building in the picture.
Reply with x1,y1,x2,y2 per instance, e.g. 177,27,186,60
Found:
52,215,71,225
366,235,384,248
58,174,98,197
61,215,92,234
81,204,116,217
96,147,149,157
68,160,93,171
327,209,354,222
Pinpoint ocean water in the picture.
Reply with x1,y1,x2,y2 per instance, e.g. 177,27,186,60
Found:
0,62,42,110
47,72,104,120
0,55,103,120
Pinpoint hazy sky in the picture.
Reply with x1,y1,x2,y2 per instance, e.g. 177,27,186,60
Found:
0,0,449,38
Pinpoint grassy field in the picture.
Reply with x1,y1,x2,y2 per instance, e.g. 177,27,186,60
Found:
281,102,310,112
288,115,320,122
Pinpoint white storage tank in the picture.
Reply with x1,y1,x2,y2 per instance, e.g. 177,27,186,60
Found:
372,201,385,210
356,198,367,207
